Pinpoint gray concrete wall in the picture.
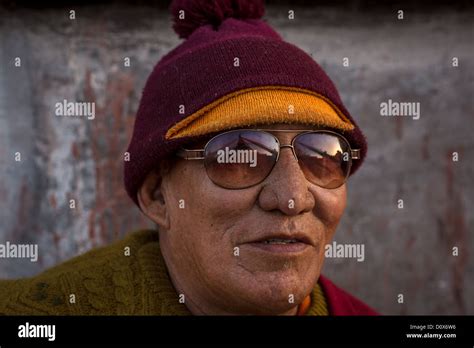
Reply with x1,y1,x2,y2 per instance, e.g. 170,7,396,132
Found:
0,2,473,315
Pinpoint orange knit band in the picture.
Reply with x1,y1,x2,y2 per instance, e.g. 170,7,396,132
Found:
165,86,354,140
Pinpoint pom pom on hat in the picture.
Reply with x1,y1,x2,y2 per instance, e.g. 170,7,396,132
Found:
170,0,266,39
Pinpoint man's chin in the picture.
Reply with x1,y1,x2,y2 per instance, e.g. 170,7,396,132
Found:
237,243,319,273
228,270,317,314
238,289,310,315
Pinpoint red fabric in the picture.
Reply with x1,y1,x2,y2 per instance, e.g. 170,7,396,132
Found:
318,274,379,316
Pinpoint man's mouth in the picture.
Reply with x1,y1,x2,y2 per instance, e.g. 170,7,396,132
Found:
261,238,300,244
244,234,313,254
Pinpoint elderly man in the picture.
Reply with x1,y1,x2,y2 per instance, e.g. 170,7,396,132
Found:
0,0,377,315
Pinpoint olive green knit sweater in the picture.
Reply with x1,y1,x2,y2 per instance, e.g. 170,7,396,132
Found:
0,230,328,315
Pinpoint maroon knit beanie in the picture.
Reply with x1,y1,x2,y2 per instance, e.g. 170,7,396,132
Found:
124,0,367,206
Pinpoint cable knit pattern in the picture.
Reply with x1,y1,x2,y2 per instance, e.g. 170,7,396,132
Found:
0,230,328,315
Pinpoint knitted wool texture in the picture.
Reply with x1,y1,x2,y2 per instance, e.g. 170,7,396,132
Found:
164,86,355,139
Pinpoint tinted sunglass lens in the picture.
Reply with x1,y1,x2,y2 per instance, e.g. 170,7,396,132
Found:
294,132,351,189
204,130,279,189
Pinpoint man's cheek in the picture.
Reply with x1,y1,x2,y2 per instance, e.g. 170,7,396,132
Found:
322,226,337,248
310,187,346,219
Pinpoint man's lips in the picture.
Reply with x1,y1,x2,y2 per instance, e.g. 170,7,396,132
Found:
241,233,314,254
246,233,313,246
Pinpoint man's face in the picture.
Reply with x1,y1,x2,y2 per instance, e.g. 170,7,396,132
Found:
149,123,347,315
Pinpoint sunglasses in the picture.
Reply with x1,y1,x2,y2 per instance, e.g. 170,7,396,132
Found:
176,129,360,190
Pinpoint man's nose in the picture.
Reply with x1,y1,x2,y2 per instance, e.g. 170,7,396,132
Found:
257,146,315,215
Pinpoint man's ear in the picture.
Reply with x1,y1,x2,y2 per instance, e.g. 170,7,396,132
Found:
137,169,170,231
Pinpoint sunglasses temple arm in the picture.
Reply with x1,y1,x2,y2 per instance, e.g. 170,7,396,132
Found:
350,149,361,159
176,148,205,160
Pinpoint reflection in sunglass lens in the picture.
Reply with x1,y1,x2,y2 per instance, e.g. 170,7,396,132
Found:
294,132,351,189
204,130,279,189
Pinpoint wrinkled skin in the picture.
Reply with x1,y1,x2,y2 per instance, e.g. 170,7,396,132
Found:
138,123,347,315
